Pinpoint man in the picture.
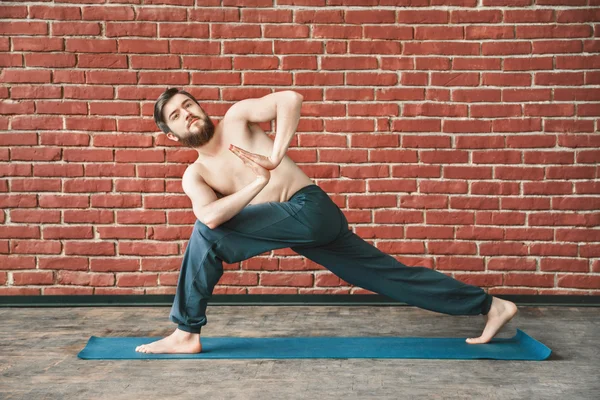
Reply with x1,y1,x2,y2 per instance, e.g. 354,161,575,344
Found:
135,87,518,354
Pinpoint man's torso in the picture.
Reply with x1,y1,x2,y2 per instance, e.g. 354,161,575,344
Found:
186,119,315,206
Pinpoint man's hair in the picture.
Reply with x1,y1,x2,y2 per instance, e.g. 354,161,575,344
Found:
153,87,201,134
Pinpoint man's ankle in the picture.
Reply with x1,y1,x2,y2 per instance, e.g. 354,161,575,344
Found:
176,328,200,336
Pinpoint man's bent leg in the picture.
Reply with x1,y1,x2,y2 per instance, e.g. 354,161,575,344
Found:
170,186,344,333
292,227,493,316
169,224,223,333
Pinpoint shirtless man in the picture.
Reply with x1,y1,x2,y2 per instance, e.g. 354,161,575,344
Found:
135,88,518,354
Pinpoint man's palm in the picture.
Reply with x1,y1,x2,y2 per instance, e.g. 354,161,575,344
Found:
229,144,279,170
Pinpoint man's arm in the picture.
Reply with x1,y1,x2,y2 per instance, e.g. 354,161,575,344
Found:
203,179,268,229
183,170,269,230
225,90,303,166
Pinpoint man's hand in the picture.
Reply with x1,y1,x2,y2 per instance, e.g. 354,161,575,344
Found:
229,144,272,182
229,144,280,170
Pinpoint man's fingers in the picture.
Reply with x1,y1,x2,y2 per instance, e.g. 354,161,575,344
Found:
231,147,264,170
237,149,256,160
237,147,253,156
232,145,260,160
230,148,245,161
231,146,250,158
232,148,245,159
233,149,252,164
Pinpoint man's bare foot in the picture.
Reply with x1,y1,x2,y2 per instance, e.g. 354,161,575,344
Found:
466,296,518,344
135,328,202,354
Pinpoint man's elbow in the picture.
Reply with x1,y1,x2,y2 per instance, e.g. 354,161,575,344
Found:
285,90,303,101
198,212,215,229
197,215,217,230
194,207,217,230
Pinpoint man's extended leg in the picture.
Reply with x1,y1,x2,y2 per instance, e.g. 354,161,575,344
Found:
289,204,518,343
291,227,493,316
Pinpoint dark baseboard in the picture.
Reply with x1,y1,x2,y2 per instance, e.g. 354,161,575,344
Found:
0,294,598,308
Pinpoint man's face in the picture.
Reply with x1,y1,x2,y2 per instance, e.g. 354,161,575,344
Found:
162,93,215,148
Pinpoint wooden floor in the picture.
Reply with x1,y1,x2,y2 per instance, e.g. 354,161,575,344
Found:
0,304,598,399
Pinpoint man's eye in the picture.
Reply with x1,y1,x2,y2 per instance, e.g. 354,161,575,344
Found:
186,103,191,107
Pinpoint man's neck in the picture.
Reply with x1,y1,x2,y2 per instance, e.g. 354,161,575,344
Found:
195,125,224,160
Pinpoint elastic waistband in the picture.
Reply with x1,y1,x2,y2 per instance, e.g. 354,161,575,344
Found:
289,184,322,200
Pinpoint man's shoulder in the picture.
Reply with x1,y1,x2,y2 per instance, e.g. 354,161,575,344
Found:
183,163,205,184
221,110,252,132
183,163,224,199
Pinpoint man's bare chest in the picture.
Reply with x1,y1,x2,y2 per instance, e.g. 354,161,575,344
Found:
191,125,275,196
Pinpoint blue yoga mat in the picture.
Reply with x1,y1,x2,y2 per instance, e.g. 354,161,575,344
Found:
77,328,551,361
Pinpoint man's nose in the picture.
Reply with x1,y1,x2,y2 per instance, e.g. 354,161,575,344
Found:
187,111,200,120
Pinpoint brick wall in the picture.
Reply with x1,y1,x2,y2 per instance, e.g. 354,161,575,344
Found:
1,0,599,296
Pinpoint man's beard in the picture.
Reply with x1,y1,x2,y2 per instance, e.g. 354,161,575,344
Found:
176,117,215,148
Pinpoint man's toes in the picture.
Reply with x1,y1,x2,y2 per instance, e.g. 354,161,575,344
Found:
466,336,490,344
